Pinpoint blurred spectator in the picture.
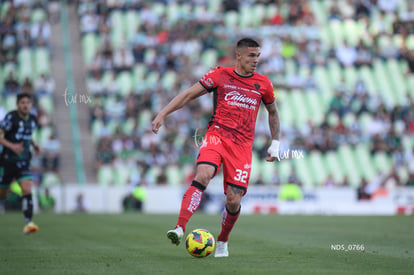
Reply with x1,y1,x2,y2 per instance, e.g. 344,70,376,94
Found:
323,174,337,188
34,73,55,96
41,132,61,173
3,71,20,97
95,137,115,170
357,177,371,200
73,193,89,213
336,40,357,67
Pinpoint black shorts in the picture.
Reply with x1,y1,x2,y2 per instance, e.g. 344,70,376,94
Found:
0,159,33,188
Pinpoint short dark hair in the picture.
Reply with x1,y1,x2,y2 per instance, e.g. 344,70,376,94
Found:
236,38,260,49
17,93,32,103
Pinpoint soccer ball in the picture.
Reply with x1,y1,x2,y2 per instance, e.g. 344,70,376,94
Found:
185,229,215,258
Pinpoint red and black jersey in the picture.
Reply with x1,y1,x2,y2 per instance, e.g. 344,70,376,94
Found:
199,66,275,145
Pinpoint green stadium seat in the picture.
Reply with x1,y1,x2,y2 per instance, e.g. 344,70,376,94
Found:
354,143,376,181
386,59,406,104
224,11,238,29
201,49,218,69
34,47,51,77
343,19,361,46
41,172,61,187
328,21,344,48
122,117,135,136
208,0,222,14
402,135,413,152
0,66,3,91
5,95,17,112
344,66,357,86
309,0,326,25
372,59,394,105
327,60,342,88
278,158,292,183
161,70,177,90
324,151,345,184
293,156,314,187
373,152,392,175
261,160,277,185
308,151,327,186
38,126,53,146
116,71,133,96
18,48,33,81
82,33,98,65
277,90,294,127
338,145,361,186
97,165,114,186
137,109,153,130
110,10,125,49
31,8,47,23
290,90,308,127
252,4,266,27
166,165,183,186
113,165,131,186
145,71,160,90
264,4,278,21
359,66,376,96
38,95,54,115
124,11,140,42
146,165,162,185
304,92,324,125
0,2,10,19
151,2,165,17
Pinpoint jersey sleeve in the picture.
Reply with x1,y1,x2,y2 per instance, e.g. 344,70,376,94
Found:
262,77,275,105
0,113,14,132
199,66,221,92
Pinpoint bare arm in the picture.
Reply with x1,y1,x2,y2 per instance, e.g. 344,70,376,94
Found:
265,101,281,162
0,128,23,155
152,82,208,133
265,101,280,140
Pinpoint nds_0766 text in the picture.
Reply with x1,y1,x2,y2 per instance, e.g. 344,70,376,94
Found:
330,244,365,252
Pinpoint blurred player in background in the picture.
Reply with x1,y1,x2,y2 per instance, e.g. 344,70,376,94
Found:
152,38,280,257
0,93,40,234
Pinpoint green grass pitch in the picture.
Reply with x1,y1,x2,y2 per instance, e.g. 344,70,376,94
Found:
1,213,413,275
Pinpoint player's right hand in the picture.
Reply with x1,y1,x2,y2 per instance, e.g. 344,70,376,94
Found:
266,140,280,162
152,115,164,134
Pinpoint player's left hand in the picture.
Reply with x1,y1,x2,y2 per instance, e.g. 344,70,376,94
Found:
266,140,280,162
152,114,164,134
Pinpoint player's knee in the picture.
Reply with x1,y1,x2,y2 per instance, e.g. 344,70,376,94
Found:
194,174,210,186
226,195,241,212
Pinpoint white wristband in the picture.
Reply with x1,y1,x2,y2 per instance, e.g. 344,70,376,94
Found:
267,140,280,160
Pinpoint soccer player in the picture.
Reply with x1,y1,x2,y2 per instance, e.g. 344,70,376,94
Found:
0,93,40,234
152,38,280,257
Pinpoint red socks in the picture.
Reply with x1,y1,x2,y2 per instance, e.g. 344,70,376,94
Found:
176,181,205,232
217,206,240,242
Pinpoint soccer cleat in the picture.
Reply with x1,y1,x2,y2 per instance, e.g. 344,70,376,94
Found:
214,241,229,257
23,221,38,235
167,226,183,246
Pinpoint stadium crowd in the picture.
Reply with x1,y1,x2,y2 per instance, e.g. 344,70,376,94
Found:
75,0,414,190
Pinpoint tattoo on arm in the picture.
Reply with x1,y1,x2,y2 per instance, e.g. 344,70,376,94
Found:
266,102,280,140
